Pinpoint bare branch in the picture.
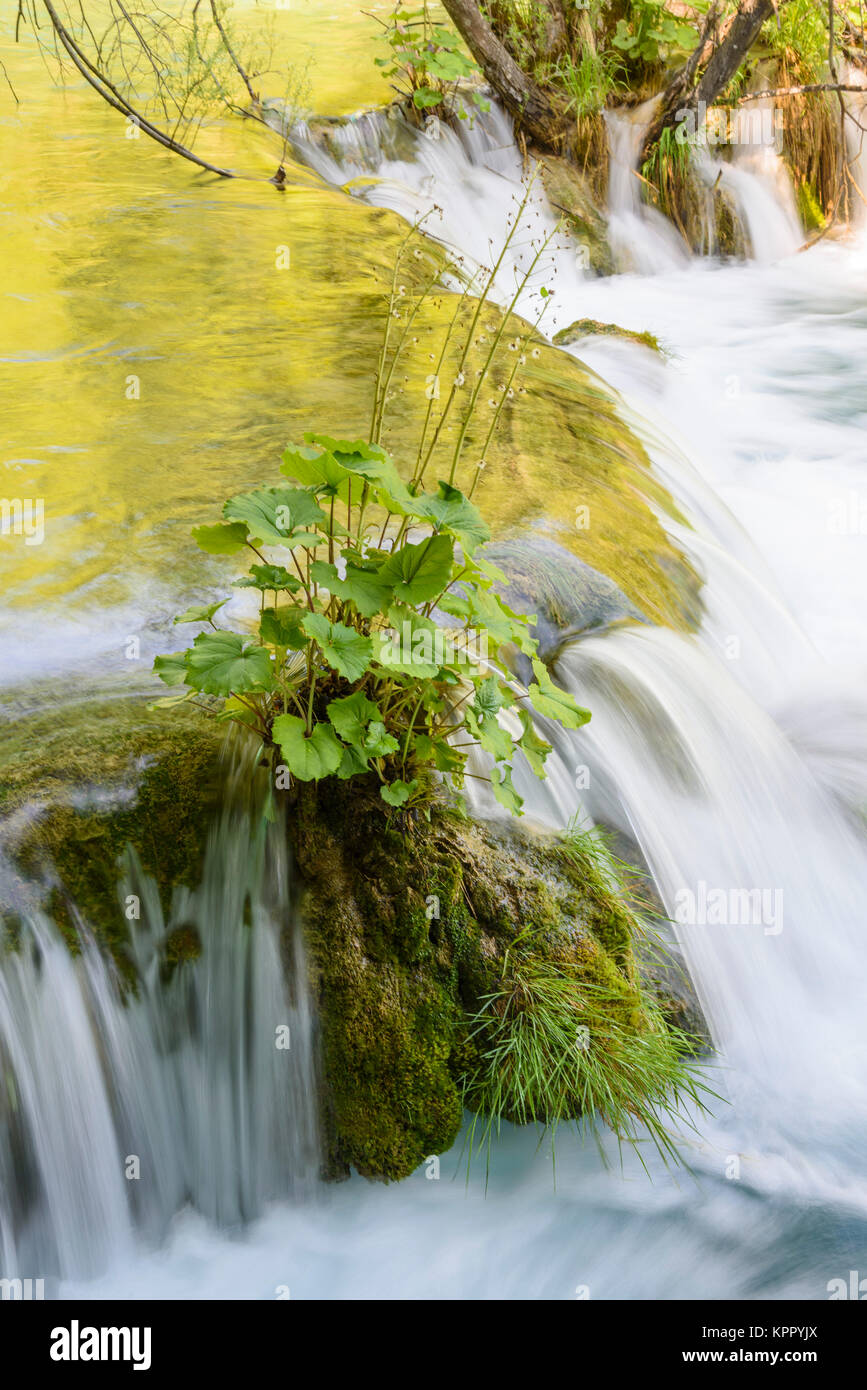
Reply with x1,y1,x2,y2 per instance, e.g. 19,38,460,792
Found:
37,0,237,177
739,82,867,98
208,0,258,105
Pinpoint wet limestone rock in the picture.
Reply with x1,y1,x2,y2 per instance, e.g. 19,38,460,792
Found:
538,154,614,276
484,535,647,668
0,701,224,970
1,702,707,1184
552,318,663,354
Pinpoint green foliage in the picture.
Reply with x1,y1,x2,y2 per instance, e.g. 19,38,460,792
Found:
154,191,582,817
153,429,589,813
612,0,697,70
760,0,831,80
641,122,694,225
551,48,625,119
375,3,489,118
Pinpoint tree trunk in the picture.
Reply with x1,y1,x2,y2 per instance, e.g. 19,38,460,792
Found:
440,0,566,142
643,0,777,154
538,0,569,59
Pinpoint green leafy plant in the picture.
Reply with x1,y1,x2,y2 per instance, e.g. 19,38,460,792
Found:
153,437,589,814
153,198,588,817
612,0,697,69
374,2,489,117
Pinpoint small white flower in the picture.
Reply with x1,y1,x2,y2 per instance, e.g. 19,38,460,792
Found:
455,372,465,386
531,347,540,359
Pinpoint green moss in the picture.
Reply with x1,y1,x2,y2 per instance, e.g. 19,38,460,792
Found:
796,178,826,232
287,780,696,1180
0,699,223,967
1,699,706,1182
553,318,663,354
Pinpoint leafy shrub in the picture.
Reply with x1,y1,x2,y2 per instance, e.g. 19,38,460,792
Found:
612,0,697,70
153,439,589,813
375,3,489,117
153,201,588,816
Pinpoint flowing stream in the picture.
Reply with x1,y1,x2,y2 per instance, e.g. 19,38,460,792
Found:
2,6,867,1299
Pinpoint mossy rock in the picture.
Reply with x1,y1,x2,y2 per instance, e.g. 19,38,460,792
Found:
286,777,692,1181
552,318,663,354
0,699,224,970
712,185,749,260
1,701,706,1183
538,155,613,276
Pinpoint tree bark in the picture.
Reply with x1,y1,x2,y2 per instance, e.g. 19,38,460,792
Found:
538,0,569,59
695,0,776,106
642,0,778,154
440,0,567,142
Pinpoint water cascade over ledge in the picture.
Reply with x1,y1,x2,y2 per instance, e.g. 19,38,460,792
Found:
0,802,319,1283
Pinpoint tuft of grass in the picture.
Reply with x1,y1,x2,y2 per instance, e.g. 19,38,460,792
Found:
463,944,717,1179
552,49,625,120
641,123,695,234
462,821,719,1180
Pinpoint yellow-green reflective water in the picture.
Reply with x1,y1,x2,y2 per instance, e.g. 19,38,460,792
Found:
0,0,694,694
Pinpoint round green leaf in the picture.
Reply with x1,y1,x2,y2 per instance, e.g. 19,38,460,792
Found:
272,714,343,781
184,631,274,696
378,533,454,604
302,613,372,682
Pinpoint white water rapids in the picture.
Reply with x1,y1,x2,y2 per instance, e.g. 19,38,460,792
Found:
3,103,867,1299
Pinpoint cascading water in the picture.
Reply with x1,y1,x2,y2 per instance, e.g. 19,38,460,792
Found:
284,96,807,278
0,793,319,1286
228,95,867,1298
604,103,692,272
3,70,867,1298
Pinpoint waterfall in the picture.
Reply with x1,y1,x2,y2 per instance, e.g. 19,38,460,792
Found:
284,91,867,1268
286,102,580,315
0,802,319,1283
604,105,692,273
285,95,807,277
517,626,867,1094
